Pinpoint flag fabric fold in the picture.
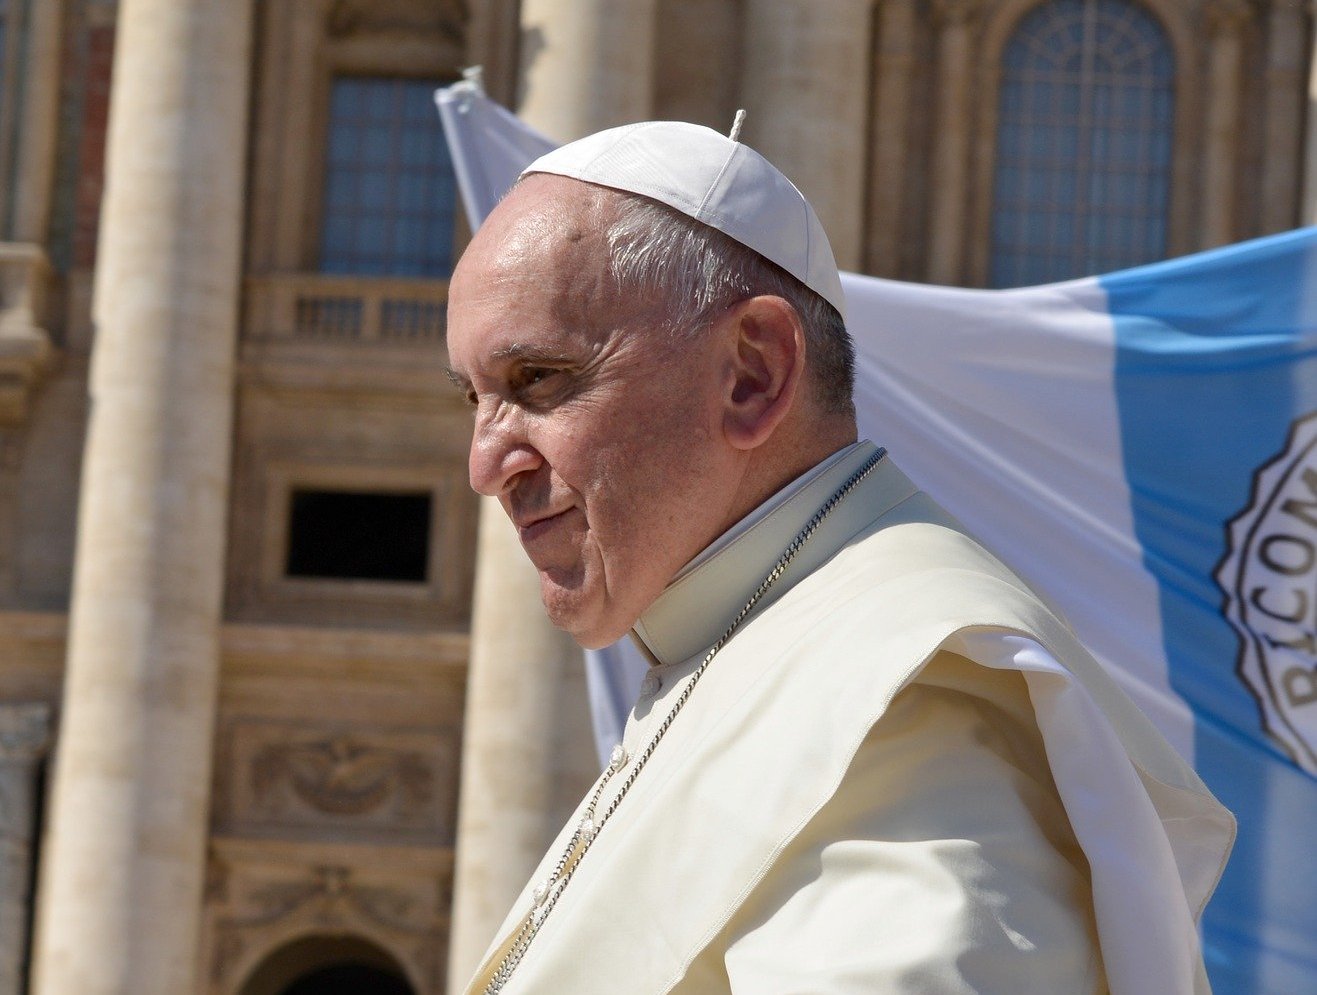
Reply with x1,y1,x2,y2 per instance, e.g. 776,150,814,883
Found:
436,82,1317,994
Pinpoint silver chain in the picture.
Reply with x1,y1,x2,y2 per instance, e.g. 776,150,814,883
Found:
481,447,886,993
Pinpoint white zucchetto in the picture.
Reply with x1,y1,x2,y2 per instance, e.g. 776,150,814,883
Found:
521,121,847,319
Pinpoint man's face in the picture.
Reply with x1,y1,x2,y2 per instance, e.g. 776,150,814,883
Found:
446,177,741,648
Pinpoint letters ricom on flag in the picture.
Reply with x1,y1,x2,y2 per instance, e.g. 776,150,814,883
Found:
1219,413,1317,775
436,81,1317,995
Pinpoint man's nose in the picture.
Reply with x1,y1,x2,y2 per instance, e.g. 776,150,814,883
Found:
468,411,543,497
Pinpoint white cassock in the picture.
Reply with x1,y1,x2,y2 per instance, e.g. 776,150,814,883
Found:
465,442,1235,995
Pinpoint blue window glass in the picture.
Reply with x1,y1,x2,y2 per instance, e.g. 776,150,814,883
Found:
319,76,458,278
989,0,1174,287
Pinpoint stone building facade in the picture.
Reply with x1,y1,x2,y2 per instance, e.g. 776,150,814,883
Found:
0,1,1309,993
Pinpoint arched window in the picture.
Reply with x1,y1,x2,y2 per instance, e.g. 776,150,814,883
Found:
989,0,1174,287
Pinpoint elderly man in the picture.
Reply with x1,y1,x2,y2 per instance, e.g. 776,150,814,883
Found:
445,122,1234,995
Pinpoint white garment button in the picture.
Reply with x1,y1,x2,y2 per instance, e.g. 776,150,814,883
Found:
639,673,661,697
608,744,628,772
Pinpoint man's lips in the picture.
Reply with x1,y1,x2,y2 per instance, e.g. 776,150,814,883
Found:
515,508,574,543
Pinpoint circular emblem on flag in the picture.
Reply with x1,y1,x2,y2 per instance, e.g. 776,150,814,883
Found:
1218,413,1317,773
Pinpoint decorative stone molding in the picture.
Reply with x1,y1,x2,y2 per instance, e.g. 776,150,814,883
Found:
0,245,55,427
252,734,433,817
326,0,465,42
243,274,449,345
203,839,451,993
220,719,458,841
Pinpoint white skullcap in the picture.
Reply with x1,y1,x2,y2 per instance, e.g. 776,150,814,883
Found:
521,121,846,319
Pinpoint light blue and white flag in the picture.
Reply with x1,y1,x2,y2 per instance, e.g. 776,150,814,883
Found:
436,81,1317,995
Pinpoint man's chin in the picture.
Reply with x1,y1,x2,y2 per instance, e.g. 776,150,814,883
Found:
539,580,632,650
543,604,624,650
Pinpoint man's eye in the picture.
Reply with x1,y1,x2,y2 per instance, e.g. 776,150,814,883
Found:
505,364,575,407
516,367,562,393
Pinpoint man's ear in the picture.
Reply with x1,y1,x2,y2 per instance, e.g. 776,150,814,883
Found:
721,295,806,451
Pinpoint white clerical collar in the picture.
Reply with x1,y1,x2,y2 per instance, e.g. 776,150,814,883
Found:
632,440,911,667
673,442,863,583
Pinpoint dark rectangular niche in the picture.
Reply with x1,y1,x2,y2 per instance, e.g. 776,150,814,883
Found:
286,489,432,583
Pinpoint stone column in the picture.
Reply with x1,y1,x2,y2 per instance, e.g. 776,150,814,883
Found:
1201,0,1252,247
0,0,62,427
466,0,523,108
926,0,979,285
11,0,64,243
1261,0,1306,233
28,0,253,993
517,0,660,140
653,0,741,128
0,704,50,995
867,0,919,277
1303,1,1317,224
448,4,656,986
740,0,873,271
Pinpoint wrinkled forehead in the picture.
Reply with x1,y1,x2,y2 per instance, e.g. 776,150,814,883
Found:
456,178,613,300
465,175,616,271
450,175,662,332
446,177,648,375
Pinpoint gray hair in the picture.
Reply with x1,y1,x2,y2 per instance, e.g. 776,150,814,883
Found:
602,193,856,416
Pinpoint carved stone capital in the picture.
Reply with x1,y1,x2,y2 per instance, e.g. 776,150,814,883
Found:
0,244,55,426
929,0,980,29
1204,0,1259,32
0,701,51,763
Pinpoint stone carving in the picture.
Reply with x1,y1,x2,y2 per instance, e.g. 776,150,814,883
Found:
205,853,450,991
253,734,433,816
247,866,344,924
221,720,457,841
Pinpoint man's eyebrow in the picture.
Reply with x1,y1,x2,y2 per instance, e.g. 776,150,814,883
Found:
445,345,577,390
488,343,572,364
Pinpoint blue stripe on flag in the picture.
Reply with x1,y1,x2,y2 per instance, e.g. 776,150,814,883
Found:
1106,228,1317,994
